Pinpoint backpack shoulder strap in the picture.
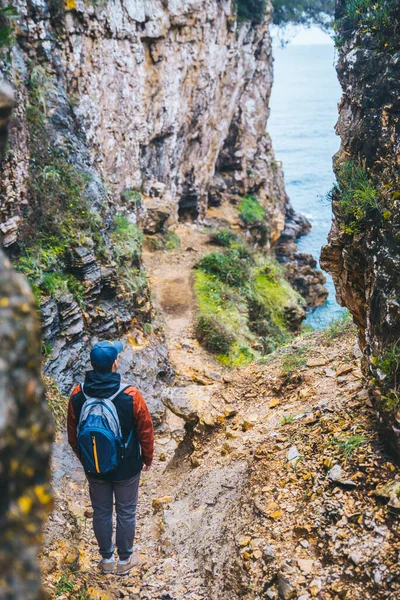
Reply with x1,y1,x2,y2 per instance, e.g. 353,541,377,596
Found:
108,383,131,402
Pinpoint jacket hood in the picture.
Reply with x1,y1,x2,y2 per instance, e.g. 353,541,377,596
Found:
83,370,121,398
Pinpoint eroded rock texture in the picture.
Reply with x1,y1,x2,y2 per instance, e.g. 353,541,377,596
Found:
0,0,326,397
321,0,400,457
0,83,53,600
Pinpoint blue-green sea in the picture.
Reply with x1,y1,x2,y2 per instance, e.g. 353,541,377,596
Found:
269,43,344,329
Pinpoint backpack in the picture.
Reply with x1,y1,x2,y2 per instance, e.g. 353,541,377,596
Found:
77,383,132,475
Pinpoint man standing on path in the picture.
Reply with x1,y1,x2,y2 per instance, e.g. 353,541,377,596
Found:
67,340,154,575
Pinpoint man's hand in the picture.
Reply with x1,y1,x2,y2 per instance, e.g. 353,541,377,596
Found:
142,464,151,472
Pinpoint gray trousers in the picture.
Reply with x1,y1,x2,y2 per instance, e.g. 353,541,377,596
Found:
88,472,141,561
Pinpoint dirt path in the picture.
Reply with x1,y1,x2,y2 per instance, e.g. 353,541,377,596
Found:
42,224,400,600
142,222,226,386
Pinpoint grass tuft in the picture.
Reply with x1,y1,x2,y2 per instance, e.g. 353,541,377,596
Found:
324,310,353,342
238,195,266,226
328,433,368,461
210,229,240,248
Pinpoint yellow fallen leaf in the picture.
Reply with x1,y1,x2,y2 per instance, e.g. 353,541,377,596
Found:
269,399,280,408
269,509,283,520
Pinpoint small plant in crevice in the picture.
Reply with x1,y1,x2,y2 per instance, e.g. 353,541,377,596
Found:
281,414,296,425
44,376,69,429
328,161,380,235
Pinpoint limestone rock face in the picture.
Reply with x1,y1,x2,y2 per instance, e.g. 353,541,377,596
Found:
0,0,325,399
321,0,400,457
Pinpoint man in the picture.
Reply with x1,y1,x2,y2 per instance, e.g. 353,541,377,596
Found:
67,340,154,575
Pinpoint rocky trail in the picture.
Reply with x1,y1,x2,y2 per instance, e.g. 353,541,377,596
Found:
41,228,400,600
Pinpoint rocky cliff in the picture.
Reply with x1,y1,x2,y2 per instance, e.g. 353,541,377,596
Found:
321,0,400,458
0,0,325,404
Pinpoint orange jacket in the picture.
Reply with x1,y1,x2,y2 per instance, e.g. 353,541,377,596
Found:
67,373,154,478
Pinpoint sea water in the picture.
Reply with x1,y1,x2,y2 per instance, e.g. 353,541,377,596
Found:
269,43,345,329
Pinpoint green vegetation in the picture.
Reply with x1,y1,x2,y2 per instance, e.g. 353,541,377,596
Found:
376,342,400,387
14,66,104,303
165,231,181,251
272,0,334,28
210,228,240,248
44,376,69,430
281,414,296,425
0,4,18,48
111,215,143,265
238,195,266,226
324,310,353,342
56,574,74,596
195,315,236,355
338,0,399,49
371,342,400,414
15,65,147,308
328,433,368,460
195,246,252,287
193,240,304,366
236,0,334,27
236,0,267,24
343,0,397,29
281,346,307,378
329,162,380,235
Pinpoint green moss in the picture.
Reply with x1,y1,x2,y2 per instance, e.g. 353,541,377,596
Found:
217,344,255,367
329,162,380,234
193,242,304,365
238,195,266,226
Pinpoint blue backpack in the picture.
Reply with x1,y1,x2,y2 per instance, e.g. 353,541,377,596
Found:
77,384,131,475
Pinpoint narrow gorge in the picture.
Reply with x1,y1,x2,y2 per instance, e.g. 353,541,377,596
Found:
1,1,400,600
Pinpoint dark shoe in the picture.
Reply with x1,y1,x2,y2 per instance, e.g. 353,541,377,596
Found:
99,558,115,574
116,553,141,575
